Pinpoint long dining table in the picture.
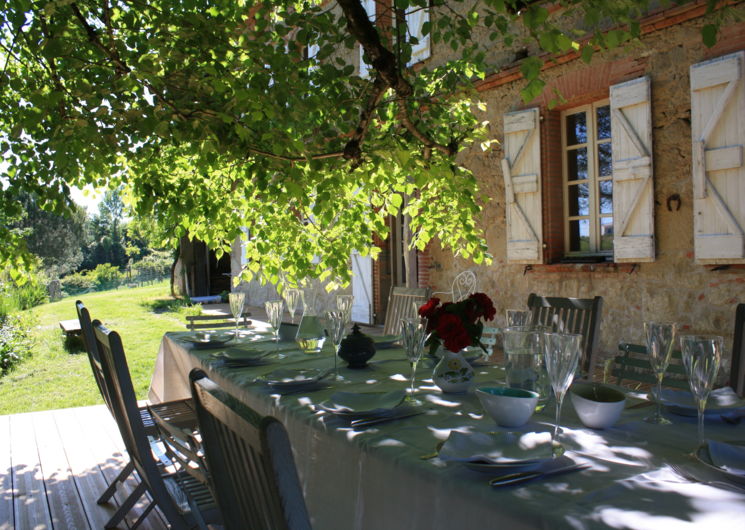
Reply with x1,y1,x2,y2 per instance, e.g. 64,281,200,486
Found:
148,328,745,529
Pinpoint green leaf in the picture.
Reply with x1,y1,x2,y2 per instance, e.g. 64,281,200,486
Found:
701,24,717,48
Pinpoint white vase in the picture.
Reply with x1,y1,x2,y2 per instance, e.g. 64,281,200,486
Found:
433,348,474,393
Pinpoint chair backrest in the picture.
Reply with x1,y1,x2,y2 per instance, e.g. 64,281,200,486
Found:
186,313,251,331
190,370,311,530
731,303,745,397
383,286,430,336
609,342,689,390
93,322,192,529
452,270,477,302
76,301,114,414
527,293,603,377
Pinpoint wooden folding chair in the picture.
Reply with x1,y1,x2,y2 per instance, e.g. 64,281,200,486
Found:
186,312,252,331
93,322,219,529
730,303,745,397
609,342,689,390
382,286,430,336
527,293,603,378
190,369,311,530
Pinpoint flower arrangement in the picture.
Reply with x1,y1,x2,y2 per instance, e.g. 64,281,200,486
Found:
418,292,496,355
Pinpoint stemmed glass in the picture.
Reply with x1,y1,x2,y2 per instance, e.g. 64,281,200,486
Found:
264,300,284,349
325,310,346,381
680,334,722,448
282,288,301,324
544,332,582,456
644,321,678,425
400,317,429,405
336,294,354,327
228,292,246,337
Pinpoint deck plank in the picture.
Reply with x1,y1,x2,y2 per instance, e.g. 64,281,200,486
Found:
10,412,53,530
0,415,13,530
32,409,91,530
68,405,166,530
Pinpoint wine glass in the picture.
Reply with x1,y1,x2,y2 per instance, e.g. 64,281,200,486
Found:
644,321,677,425
282,288,301,324
400,317,429,405
680,334,722,448
228,292,246,337
325,310,346,381
264,300,284,349
543,332,582,456
336,294,354,326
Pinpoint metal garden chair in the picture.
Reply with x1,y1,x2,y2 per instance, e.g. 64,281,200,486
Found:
190,369,312,530
432,270,478,302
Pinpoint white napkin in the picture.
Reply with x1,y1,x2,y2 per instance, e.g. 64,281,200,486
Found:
707,440,745,476
438,431,553,464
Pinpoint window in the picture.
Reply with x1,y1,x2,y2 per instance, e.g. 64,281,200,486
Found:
562,102,613,256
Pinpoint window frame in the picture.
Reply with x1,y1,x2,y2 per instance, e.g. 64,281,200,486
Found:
561,99,613,258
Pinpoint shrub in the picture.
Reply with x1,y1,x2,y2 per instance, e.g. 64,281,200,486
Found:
89,263,124,290
60,271,94,296
0,314,34,376
0,267,48,316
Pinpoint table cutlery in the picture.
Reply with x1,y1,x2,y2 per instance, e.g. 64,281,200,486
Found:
720,409,745,425
351,409,424,429
489,462,589,487
627,399,655,410
669,463,745,493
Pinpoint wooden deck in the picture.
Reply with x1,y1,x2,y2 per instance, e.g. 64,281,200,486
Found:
1,404,167,530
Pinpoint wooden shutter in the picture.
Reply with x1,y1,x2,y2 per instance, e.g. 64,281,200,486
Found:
359,0,376,78
406,6,430,65
502,108,543,263
690,51,745,263
610,76,655,262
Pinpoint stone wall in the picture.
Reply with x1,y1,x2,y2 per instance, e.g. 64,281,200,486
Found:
424,5,745,369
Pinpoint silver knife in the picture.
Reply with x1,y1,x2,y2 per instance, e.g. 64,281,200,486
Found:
489,462,590,487
351,410,424,429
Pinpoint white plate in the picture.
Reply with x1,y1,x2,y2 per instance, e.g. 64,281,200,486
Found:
318,390,406,418
438,431,553,470
262,368,327,388
182,333,234,349
696,441,745,486
655,387,745,417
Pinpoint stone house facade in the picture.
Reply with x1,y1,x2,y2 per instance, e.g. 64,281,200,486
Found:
419,1,745,368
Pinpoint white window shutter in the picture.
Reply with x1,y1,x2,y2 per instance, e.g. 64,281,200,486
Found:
406,5,430,66
502,108,543,263
690,51,745,262
359,0,376,78
610,76,655,262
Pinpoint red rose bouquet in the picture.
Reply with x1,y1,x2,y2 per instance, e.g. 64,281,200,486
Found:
417,292,496,355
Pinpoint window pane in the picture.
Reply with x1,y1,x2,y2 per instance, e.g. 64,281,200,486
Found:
598,143,612,177
597,105,611,139
598,180,613,214
569,219,590,252
568,183,590,216
566,112,587,145
600,217,613,250
567,147,588,180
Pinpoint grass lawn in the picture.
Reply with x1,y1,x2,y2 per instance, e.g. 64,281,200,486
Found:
0,281,195,415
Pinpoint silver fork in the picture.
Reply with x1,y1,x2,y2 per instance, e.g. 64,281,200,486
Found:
669,464,745,493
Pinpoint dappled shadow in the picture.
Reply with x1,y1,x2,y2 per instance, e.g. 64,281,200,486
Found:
63,334,85,354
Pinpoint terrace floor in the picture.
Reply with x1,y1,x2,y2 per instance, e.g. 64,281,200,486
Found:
1,404,166,530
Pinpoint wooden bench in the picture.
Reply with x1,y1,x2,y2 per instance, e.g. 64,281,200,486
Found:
59,319,82,337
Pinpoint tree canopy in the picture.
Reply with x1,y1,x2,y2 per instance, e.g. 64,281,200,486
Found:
0,0,727,287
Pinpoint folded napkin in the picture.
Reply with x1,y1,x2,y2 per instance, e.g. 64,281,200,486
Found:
656,387,745,413
438,431,553,464
707,440,745,477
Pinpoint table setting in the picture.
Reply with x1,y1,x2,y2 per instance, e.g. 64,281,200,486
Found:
148,295,745,529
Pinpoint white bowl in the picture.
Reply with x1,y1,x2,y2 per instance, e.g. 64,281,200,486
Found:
570,382,626,429
476,387,539,427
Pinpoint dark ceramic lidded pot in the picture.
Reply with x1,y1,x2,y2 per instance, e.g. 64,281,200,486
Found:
338,324,376,368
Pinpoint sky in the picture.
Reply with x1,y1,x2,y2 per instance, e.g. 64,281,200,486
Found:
70,185,103,214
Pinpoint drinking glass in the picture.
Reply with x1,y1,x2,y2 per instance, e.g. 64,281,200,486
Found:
400,317,429,405
336,294,354,327
680,334,722,448
325,310,346,381
228,292,246,336
264,300,284,348
506,309,532,327
502,326,551,407
544,332,582,455
282,288,301,324
644,321,677,425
